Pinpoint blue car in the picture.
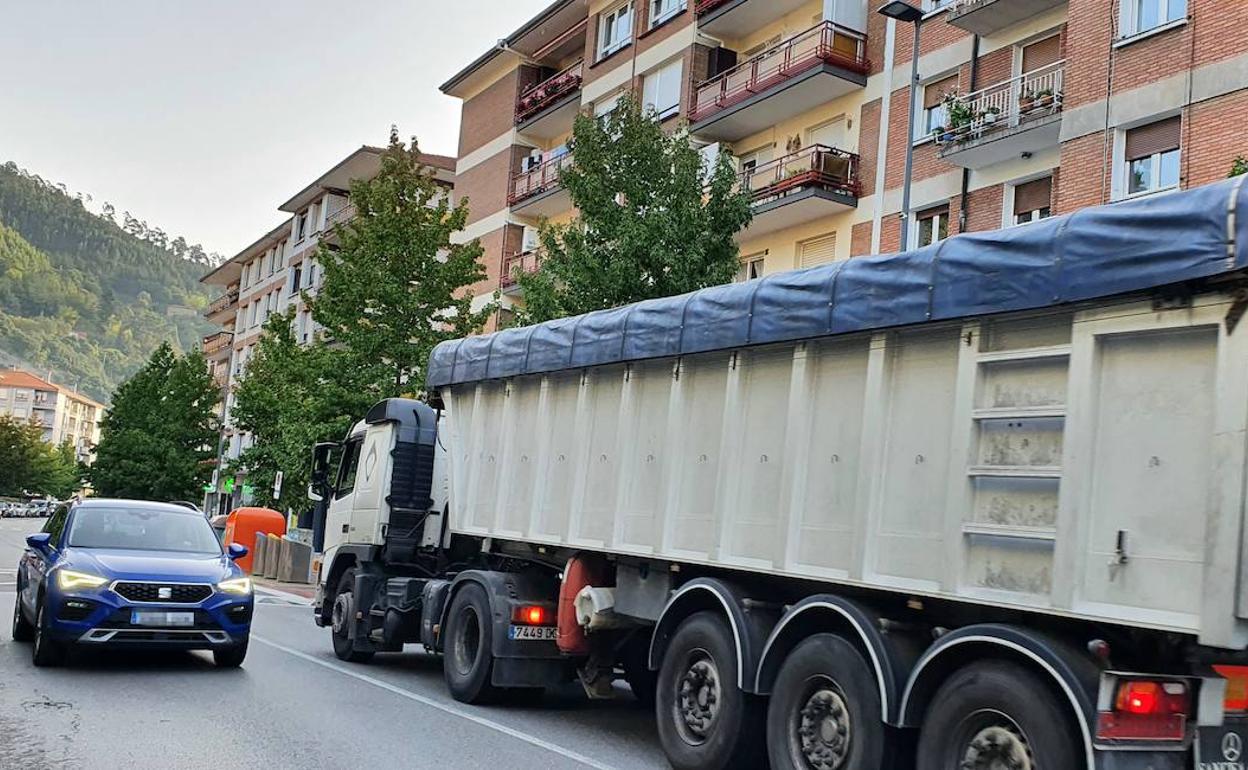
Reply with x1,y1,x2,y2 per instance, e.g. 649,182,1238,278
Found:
11,498,253,668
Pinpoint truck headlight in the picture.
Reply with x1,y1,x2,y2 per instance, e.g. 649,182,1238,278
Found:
217,577,252,595
57,569,108,590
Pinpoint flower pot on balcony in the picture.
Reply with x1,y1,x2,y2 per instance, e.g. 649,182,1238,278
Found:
1019,94,1036,113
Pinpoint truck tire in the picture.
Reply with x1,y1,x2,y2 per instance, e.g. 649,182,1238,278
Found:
621,630,657,706
656,611,765,770
443,582,501,704
331,569,374,663
916,660,1081,770
766,633,884,770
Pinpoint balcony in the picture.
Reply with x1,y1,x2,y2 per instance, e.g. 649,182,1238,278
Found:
690,22,869,142
202,331,234,359
205,288,239,321
212,369,230,391
936,61,1064,169
740,145,860,237
321,204,355,249
695,0,811,39
515,61,583,140
946,0,1067,36
501,250,542,296
508,152,575,216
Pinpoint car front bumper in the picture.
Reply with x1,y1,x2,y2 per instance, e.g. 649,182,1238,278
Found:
46,585,252,649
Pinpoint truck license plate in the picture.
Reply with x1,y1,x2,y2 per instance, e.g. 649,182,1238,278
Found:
131,610,195,627
1196,721,1247,770
508,625,557,641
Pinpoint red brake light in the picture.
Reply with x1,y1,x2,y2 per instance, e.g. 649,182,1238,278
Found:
1118,682,1161,715
1097,679,1189,742
513,605,547,625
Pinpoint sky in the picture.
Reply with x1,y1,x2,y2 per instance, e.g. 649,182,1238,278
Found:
0,0,550,258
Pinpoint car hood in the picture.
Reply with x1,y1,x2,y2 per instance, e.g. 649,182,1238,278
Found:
63,547,237,583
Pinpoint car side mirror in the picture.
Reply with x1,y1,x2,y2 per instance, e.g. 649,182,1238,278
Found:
227,543,248,560
26,533,52,552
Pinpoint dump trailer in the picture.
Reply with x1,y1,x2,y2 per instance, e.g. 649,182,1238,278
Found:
313,177,1248,770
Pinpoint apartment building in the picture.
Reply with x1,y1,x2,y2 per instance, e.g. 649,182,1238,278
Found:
198,145,454,514
0,368,104,462
442,0,1248,309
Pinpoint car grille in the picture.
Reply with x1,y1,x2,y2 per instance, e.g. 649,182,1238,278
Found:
113,582,213,604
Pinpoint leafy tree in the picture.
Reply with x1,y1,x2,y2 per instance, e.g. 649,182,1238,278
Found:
86,342,218,500
0,416,79,498
310,128,495,394
229,311,379,510
515,93,753,323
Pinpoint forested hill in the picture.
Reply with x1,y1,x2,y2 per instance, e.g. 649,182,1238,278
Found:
0,162,222,404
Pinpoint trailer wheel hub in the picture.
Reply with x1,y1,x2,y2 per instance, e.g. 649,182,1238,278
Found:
676,653,720,744
962,720,1033,770
796,682,851,769
331,590,353,635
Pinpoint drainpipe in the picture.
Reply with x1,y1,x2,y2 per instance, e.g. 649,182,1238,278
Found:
958,34,980,234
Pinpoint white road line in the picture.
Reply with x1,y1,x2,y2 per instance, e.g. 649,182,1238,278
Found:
251,635,617,770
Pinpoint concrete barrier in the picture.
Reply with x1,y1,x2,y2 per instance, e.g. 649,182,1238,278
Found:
276,537,313,584
263,533,281,579
252,532,268,576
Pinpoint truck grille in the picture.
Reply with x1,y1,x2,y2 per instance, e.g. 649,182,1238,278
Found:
113,582,213,604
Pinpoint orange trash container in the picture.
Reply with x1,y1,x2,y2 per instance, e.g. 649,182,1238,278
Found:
223,507,286,575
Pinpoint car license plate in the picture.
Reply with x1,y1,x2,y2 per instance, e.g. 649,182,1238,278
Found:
131,610,195,627
508,625,557,641
1196,721,1247,770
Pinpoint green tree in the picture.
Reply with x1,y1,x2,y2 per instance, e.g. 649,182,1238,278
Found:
310,128,495,394
86,342,218,500
0,416,80,498
28,441,81,499
229,311,379,510
515,94,753,324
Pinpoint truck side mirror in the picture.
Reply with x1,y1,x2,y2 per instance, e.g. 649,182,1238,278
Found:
307,483,324,502
310,442,337,499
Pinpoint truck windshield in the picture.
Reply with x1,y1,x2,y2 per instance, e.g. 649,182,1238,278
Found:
67,507,222,554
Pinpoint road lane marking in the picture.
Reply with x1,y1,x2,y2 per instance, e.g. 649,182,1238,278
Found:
251,635,617,770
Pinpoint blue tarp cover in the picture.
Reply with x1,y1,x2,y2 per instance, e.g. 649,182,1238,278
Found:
429,178,1248,388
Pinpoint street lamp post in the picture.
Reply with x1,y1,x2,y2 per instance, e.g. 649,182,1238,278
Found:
877,1,925,249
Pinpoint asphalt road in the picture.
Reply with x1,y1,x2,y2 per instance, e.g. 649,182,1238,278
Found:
0,517,666,770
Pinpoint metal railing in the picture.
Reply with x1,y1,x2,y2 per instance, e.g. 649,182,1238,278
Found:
202,331,234,356
508,152,575,206
936,61,1064,147
501,250,543,289
515,61,584,125
206,288,239,316
324,204,356,231
692,21,870,122
946,0,1000,15
740,144,861,202
695,0,734,15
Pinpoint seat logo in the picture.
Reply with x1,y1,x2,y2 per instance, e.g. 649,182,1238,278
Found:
158,586,172,600
1225,731,1243,762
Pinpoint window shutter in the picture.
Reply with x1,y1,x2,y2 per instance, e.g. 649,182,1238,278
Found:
924,75,959,109
1021,35,1061,73
1125,117,1181,161
1014,176,1053,214
798,233,838,268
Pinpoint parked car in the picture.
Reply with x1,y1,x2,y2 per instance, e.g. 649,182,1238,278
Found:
11,498,253,667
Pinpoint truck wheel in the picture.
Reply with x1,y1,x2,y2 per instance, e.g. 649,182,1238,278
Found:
766,633,883,770
656,611,765,770
331,569,374,663
916,660,1081,770
11,581,34,642
621,630,658,706
443,582,500,704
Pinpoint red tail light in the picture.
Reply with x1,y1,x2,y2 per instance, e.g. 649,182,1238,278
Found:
1096,679,1189,742
512,605,548,625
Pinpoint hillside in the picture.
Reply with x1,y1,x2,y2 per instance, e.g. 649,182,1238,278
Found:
0,162,219,403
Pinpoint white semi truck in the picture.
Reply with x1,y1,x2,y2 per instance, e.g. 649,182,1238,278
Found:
312,177,1248,769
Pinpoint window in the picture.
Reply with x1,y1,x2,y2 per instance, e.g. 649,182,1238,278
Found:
594,91,624,120
738,145,774,172
291,264,303,294
1124,116,1181,196
1012,176,1053,224
310,203,321,233
335,438,362,499
920,75,959,140
296,212,308,242
44,504,69,546
798,233,838,268
598,2,633,60
916,207,949,247
649,0,684,27
1121,0,1185,37
642,58,683,120
736,253,766,282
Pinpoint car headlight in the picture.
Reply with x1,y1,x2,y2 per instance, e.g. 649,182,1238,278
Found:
57,569,108,590
217,577,252,595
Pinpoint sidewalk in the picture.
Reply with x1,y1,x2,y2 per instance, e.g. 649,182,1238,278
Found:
253,575,316,602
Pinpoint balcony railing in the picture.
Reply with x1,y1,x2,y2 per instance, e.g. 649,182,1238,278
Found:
692,21,870,122
203,331,234,356
324,204,356,231
515,61,584,125
740,144,861,202
206,288,239,316
501,250,543,290
508,152,575,207
695,0,733,14
935,61,1064,147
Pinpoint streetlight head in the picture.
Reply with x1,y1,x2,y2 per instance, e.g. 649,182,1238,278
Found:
877,0,924,22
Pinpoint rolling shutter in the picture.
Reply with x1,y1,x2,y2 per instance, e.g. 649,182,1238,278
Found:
924,74,959,109
1021,35,1061,73
798,233,838,268
1125,117,1181,161
1014,177,1053,214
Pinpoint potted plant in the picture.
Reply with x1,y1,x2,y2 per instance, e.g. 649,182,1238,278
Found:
981,105,1001,125
942,93,973,143
1035,88,1054,109
1019,89,1036,112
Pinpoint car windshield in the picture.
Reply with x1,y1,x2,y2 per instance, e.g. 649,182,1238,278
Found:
67,507,222,554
